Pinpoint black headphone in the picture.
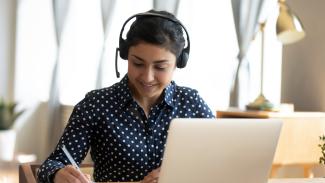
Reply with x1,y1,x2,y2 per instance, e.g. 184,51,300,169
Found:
115,12,190,78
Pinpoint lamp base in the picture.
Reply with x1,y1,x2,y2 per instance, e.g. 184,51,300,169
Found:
246,94,276,111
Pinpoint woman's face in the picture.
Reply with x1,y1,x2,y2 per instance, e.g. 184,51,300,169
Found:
127,42,177,101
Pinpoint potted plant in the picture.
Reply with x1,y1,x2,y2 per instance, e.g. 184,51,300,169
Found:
0,98,24,161
319,135,325,164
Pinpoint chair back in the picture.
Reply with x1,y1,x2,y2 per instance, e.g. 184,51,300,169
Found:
19,163,39,183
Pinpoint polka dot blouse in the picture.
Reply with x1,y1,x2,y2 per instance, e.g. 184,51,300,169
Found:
37,75,214,183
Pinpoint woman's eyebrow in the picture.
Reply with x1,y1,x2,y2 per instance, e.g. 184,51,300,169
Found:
132,55,145,62
132,55,170,64
154,60,170,64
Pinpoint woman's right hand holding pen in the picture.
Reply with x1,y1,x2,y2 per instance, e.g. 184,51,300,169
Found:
54,165,92,183
141,168,160,183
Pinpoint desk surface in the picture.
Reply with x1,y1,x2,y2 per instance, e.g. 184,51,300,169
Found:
268,178,325,183
101,179,325,183
0,162,18,183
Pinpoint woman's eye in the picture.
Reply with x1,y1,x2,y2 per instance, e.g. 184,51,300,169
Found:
155,65,167,71
133,62,143,67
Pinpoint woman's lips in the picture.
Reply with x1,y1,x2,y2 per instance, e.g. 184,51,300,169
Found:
140,82,156,91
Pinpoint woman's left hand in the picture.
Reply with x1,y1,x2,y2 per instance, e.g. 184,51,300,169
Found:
141,168,160,183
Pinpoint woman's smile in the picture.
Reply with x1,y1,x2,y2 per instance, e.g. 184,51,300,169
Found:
127,42,176,101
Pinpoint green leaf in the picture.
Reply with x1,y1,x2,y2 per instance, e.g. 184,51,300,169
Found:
0,98,24,130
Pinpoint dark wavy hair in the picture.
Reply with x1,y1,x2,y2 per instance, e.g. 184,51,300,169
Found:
126,10,186,58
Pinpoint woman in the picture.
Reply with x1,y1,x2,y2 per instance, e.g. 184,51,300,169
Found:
37,9,214,183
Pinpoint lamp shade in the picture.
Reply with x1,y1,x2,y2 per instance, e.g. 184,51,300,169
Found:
276,1,305,44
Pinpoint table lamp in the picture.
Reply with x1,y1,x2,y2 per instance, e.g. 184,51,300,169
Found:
276,0,305,44
246,0,305,111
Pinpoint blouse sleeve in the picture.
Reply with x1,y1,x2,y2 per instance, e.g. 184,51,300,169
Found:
37,93,95,183
192,90,215,118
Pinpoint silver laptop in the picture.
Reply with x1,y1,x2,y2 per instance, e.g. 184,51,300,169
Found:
159,118,282,183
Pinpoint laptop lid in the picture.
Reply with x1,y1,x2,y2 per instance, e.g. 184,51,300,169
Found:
159,118,282,183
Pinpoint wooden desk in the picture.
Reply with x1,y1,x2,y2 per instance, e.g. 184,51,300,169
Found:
216,109,325,178
61,180,325,183
0,162,18,183
102,179,325,183
102,179,324,183
268,178,325,183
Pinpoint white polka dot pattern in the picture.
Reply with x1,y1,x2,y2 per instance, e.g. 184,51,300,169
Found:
37,75,214,183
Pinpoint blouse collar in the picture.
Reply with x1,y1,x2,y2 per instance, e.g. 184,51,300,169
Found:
118,74,176,109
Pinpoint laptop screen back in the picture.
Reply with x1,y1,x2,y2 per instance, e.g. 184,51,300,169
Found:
158,118,282,183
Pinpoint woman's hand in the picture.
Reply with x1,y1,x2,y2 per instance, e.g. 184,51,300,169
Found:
141,168,160,183
54,165,91,183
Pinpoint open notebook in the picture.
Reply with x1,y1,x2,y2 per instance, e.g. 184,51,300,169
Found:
158,118,282,183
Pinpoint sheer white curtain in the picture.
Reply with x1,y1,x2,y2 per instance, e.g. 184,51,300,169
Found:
153,0,180,14
95,0,116,89
15,0,57,160
47,0,70,150
0,0,17,102
175,1,238,110
58,0,103,105
230,0,282,109
15,0,56,106
230,0,267,108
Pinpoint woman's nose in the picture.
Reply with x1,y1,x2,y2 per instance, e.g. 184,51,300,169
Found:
142,67,154,82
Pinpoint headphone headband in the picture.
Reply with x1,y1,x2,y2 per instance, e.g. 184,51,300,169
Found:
115,11,190,78
119,12,190,48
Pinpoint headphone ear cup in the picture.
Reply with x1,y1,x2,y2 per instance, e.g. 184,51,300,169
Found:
177,51,189,68
119,39,128,60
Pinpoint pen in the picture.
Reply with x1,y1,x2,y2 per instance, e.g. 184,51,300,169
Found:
62,145,83,173
62,145,95,183
62,145,96,183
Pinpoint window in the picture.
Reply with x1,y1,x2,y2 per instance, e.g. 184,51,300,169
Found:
15,0,281,111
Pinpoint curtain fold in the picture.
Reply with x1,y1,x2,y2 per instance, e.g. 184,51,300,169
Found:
0,0,17,102
47,0,70,152
96,0,116,89
153,0,180,15
230,0,266,108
